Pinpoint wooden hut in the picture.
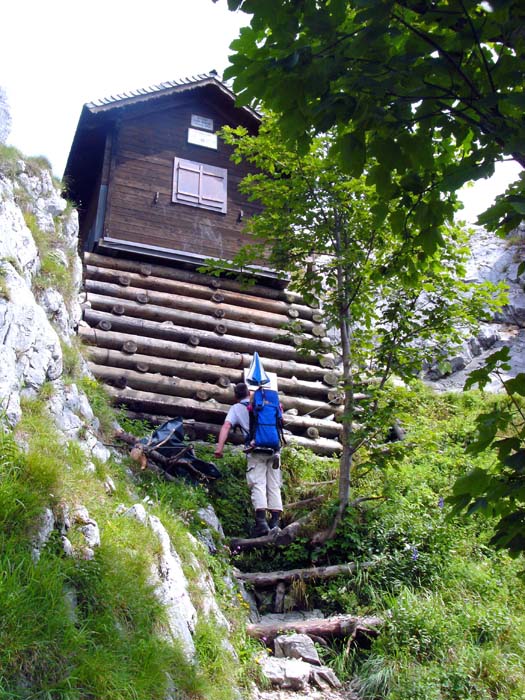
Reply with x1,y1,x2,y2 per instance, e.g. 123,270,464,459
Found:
64,73,342,455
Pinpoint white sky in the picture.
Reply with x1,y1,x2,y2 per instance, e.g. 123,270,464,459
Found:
1,0,247,176
1,0,522,224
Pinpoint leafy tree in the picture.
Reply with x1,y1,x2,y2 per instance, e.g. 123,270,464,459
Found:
449,347,525,558
220,117,503,541
225,0,525,240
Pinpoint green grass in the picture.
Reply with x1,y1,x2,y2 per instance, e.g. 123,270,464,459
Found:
0,392,256,700
22,211,75,302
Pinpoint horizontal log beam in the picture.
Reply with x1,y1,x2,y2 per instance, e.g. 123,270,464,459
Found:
87,292,309,345
89,364,340,418
83,308,315,362
79,327,338,381
236,561,374,587
122,411,341,455
107,386,342,437
246,615,383,644
87,347,334,400
84,271,315,332
84,252,313,314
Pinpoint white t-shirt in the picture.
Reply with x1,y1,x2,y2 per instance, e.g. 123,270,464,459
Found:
225,399,250,436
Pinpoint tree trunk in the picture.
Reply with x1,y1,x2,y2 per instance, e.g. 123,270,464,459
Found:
235,560,374,587
312,234,355,545
246,615,382,644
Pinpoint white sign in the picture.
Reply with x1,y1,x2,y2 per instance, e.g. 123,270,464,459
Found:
191,114,214,131
187,128,218,150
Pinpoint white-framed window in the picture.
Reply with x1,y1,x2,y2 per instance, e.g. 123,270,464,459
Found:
172,157,227,213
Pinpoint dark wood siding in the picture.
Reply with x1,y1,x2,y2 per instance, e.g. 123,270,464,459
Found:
103,97,260,261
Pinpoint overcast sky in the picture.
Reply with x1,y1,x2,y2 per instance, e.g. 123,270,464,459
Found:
1,0,247,176
1,0,521,224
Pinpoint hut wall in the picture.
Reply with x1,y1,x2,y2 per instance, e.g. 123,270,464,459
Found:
103,97,261,261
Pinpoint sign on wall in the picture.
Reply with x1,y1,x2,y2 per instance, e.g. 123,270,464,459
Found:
191,114,214,131
187,128,218,150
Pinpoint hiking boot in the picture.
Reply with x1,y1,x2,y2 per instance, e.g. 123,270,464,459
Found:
251,509,270,538
268,510,281,530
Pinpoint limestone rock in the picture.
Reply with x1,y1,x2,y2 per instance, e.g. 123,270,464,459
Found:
31,507,55,562
18,168,66,234
0,184,39,283
310,665,342,690
0,264,62,424
195,506,224,554
79,522,101,548
123,504,197,658
197,504,224,537
104,476,116,495
274,633,321,666
48,382,97,440
260,657,311,691
0,86,11,144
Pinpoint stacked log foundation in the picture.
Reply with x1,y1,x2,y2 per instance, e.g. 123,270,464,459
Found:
81,252,344,455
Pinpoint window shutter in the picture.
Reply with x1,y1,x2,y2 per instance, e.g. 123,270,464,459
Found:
173,158,227,213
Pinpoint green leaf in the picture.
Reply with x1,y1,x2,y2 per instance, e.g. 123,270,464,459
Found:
504,373,525,396
494,437,521,460
452,467,491,497
508,197,525,216
504,449,525,472
337,131,366,178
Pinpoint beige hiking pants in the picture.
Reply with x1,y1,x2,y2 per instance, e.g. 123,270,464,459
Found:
246,450,283,512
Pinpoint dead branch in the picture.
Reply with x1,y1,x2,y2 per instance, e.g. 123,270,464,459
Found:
235,560,375,588
230,512,315,552
247,614,383,644
286,494,327,511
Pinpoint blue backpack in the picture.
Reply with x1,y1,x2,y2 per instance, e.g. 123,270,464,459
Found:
249,388,284,451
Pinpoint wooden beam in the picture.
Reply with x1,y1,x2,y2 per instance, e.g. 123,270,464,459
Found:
246,615,383,644
83,308,321,363
122,411,342,455
79,326,338,382
87,347,335,400
84,252,313,312
84,270,315,331
88,364,341,418
108,385,342,437
236,561,374,587
87,292,307,344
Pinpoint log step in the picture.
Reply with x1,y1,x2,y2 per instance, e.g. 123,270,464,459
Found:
247,615,383,643
236,561,374,587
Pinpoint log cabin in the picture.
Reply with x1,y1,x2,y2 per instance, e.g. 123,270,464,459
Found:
64,73,343,456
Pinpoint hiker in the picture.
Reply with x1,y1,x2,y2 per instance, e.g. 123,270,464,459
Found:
214,354,284,537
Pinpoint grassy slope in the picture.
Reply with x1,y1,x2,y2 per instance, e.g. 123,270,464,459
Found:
208,383,525,700
0,391,259,700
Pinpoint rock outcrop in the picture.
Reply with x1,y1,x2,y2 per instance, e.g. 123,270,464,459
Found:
425,224,525,391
